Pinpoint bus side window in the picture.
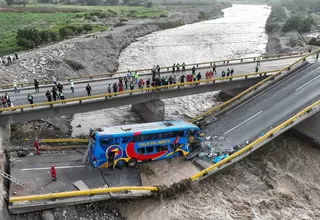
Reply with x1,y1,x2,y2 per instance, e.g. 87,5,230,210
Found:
100,138,114,147
155,146,161,152
121,137,132,143
146,147,154,154
138,148,145,154
161,146,168,151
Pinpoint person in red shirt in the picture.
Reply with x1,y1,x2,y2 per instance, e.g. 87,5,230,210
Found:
50,165,57,181
34,137,40,155
118,82,123,92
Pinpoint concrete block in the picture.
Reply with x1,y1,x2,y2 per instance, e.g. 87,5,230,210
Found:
294,112,320,146
132,100,165,122
73,180,89,190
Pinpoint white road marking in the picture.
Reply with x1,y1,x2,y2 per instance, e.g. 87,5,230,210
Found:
295,75,320,91
21,165,85,171
224,111,263,135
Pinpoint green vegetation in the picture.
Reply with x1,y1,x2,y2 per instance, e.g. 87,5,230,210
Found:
267,1,315,34
0,5,167,56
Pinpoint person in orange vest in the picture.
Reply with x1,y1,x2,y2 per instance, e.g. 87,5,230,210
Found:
50,165,57,181
34,137,40,155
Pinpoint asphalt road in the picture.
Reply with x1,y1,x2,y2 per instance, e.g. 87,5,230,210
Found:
4,57,301,107
201,62,320,152
9,150,141,196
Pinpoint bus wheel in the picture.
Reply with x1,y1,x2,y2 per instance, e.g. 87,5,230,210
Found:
128,158,137,167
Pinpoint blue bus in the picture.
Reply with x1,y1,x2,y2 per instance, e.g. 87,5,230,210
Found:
88,120,201,168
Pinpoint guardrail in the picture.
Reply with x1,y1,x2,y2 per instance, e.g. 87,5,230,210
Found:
2,51,304,89
188,48,320,123
190,100,320,181
39,138,88,144
9,186,158,202
9,100,319,203
0,70,278,113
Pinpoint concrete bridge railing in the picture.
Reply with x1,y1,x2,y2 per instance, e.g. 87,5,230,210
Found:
0,70,277,114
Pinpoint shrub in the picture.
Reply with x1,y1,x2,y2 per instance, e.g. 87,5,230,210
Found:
159,14,167,18
83,24,93,32
76,25,84,34
89,11,102,17
84,13,91,20
99,13,108,18
265,22,279,33
16,28,41,49
145,2,152,8
59,26,73,38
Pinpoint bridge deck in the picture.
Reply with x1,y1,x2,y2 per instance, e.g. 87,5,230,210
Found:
199,62,320,163
8,57,300,107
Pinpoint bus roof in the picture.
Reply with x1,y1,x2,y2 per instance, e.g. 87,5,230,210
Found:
96,120,199,136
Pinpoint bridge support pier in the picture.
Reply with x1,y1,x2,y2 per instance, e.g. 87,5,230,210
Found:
293,112,320,147
132,100,165,122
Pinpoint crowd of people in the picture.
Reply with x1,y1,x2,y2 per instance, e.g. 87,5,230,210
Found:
6,62,238,107
0,53,19,66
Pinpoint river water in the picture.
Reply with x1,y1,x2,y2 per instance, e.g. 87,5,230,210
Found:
71,4,271,137
118,4,270,71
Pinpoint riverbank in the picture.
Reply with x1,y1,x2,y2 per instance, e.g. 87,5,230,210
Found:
264,5,308,54
0,2,230,85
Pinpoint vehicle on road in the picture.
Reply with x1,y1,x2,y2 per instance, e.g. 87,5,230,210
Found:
88,120,202,169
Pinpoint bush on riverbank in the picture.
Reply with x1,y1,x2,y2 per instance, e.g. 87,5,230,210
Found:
282,14,314,33
16,23,96,49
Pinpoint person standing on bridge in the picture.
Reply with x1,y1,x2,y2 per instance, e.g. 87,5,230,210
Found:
255,65,259,73
45,90,52,102
70,80,75,93
86,84,92,96
172,63,176,73
130,80,134,95
226,68,230,77
212,63,217,75
256,57,261,66
57,83,63,93
146,79,151,91
221,71,226,78
134,72,139,84
182,62,186,72
27,93,33,105
51,86,58,101
118,81,123,92
52,76,57,86
197,72,202,84
34,79,39,93
192,66,196,75
108,84,111,96
156,65,161,74
50,165,57,181
124,77,128,90
13,80,19,93
113,82,117,94
176,63,180,72
230,69,234,76
59,91,65,103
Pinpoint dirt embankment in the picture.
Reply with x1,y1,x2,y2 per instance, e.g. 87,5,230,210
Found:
0,3,230,85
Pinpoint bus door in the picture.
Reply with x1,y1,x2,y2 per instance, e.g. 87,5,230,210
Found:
108,151,115,169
